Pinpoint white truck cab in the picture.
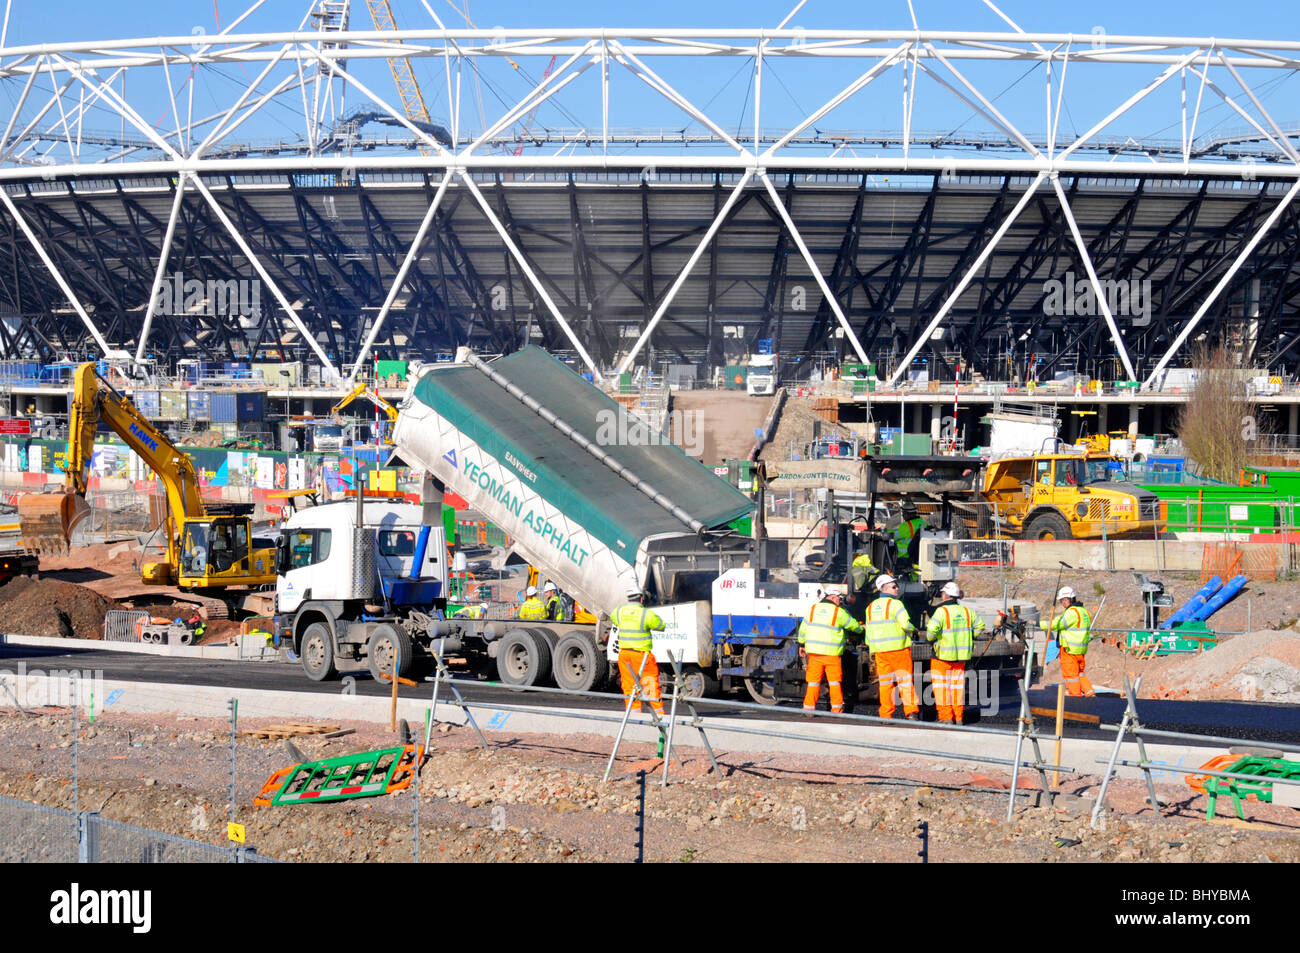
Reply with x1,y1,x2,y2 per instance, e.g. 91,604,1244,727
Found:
274,500,450,681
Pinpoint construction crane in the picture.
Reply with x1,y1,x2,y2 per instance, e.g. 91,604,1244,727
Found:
17,365,277,596
365,0,436,154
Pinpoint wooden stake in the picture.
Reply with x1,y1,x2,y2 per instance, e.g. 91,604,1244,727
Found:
390,645,400,732
1053,682,1065,788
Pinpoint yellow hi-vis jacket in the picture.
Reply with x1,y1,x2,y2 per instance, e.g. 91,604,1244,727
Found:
797,600,864,656
893,518,926,558
1043,604,1092,655
851,552,877,589
864,596,915,653
926,601,986,662
518,597,548,621
612,603,664,652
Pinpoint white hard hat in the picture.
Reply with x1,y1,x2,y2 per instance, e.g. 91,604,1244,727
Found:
1057,586,1075,601
875,574,897,589
825,589,844,601
543,581,557,592
525,585,538,597
941,581,962,598
626,586,644,600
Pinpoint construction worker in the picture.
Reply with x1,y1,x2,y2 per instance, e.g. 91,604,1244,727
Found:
453,602,489,620
518,585,548,621
612,588,666,718
850,536,877,592
864,575,920,719
798,589,864,714
1041,586,1096,697
893,503,927,579
925,581,985,723
543,581,566,621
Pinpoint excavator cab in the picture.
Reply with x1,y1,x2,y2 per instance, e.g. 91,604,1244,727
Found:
177,515,276,588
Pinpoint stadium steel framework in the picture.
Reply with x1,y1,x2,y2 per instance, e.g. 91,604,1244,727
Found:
1,9,1300,388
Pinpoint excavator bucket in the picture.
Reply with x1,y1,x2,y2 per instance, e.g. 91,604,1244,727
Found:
16,492,91,555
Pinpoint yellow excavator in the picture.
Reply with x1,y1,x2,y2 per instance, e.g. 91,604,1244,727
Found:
330,381,398,445
17,363,276,591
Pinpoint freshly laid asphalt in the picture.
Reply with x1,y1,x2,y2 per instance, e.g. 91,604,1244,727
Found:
3,640,1298,748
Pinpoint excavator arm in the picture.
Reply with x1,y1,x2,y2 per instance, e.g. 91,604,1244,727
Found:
20,364,204,576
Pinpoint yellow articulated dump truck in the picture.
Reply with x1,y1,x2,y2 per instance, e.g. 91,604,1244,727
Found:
976,450,1162,540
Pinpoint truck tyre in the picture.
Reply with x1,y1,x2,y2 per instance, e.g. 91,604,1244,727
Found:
496,628,552,687
300,622,337,682
674,664,718,699
1022,512,1071,541
367,624,414,682
552,632,606,693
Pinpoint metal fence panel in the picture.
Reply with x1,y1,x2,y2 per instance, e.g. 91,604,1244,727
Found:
103,609,151,643
0,795,78,862
87,814,239,863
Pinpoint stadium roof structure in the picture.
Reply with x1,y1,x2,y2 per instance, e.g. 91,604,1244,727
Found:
1,6,1300,389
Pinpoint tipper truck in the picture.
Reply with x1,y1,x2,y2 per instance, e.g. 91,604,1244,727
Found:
275,347,1031,709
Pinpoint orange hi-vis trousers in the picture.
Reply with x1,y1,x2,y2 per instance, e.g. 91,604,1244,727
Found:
803,654,844,713
874,648,919,718
930,658,967,722
618,648,665,716
1059,650,1095,697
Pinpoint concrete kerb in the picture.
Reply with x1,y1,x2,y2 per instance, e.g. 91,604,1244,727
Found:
0,633,291,662
0,672,1215,789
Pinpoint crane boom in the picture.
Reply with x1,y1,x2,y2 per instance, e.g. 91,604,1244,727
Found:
366,0,434,154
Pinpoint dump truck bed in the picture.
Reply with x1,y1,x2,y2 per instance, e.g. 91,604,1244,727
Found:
392,348,753,615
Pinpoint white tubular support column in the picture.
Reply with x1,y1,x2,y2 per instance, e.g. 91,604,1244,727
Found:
616,170,754,375
1051,175,1137,381
136,174,187,363
759,171,869,365
459,171,602,379
189,175,341,381
349,170,454,383
1145,176,1300,388
0,186,112,355
887,173,1045,387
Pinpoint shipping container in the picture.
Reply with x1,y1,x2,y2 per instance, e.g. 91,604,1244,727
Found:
132,390,161,418
187,391,212,419
236,392,265,422
723,365,749,390
254,362,300,386
375,359,408,383
157,390,187,420
210,392,237,423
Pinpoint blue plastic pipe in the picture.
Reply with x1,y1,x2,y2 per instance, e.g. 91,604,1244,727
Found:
409,524,431,580
1160,576,1222,629
1190,574,1248,623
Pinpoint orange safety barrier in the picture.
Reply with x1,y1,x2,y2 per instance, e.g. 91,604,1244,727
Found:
1185,754,1241,794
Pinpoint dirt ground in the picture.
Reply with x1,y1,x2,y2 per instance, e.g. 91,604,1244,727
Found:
1,709,1296,863
959,567,1300,701
0,575,123,640
669,391,777,465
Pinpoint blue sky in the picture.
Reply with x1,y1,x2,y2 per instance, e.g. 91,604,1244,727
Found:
2,1,1298,153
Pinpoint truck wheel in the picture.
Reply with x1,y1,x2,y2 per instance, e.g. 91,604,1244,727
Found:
367,624,414,682
674,664,718,699
300,622,337,682
1023,512,1071,541
496,629,552,687
552,632,605,693
742,645,779,705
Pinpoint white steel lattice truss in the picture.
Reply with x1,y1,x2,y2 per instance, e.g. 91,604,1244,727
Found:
2,13,1300,386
